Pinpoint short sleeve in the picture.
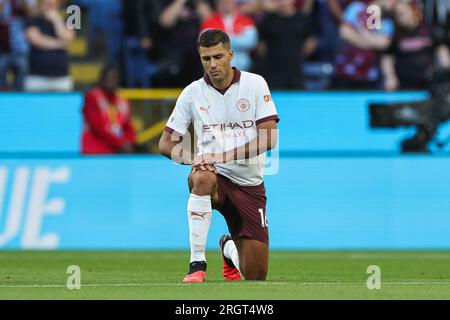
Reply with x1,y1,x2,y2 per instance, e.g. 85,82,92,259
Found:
255,76,279,126
342,2,364,27
379,18,394,36
165,87,192,135
385,34,397,54
25,0,37,9
25,17,40,29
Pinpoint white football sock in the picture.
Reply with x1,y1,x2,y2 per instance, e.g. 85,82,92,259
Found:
187,194,212,263
224,239,240,273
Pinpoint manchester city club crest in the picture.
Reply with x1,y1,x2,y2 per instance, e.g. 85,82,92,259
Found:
237,98,250,112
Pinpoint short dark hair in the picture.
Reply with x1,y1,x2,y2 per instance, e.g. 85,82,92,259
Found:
100,65,119,81
197,29,231,49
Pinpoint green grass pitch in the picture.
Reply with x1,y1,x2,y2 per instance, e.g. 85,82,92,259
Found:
1,250,450,299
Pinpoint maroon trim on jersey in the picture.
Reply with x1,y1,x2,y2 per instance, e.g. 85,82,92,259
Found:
204,68,241,95
164,126,174,134
164,126,183,137
256,115,280,126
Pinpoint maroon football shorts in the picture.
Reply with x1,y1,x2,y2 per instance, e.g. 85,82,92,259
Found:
213,174,269,245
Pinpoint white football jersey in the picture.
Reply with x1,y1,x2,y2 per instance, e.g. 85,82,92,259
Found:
165,69,279,186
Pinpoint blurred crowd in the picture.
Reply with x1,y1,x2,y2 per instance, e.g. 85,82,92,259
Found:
0,0,75,91
1,0,450,92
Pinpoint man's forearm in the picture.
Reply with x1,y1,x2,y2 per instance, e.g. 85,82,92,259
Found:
180,124,278,166
364,34,390,50
341,24,391,50
226,137,259,163
437,45,450,69
161,143,194,165
27,27,65,49
223,133,276,163
359,29,391,50
380,54,396,78
159,0,186,28
340,24,369,49
52,18,74,44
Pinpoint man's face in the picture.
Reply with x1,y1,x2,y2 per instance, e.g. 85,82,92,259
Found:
276,0,295,11
198,43,233,83
101,69,120,92
217,0,237,14
39,0,59,12
380,0,397,14
395,3,418,29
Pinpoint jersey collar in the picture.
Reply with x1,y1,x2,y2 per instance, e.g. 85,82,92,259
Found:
203,67,241,95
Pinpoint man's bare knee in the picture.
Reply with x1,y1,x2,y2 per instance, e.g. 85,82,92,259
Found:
240,256,268,280
242,267,267,281
236,238,269,281
190,171,217,195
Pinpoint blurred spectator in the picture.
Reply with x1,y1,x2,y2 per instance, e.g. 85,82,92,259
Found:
332,0,396,89
258,0,316,89
381,1,450,91
298,0,315,14
239,0,313,18
323,0,374,63
122,0,161,87
238,0,277,19
424,0,450,32
72,0,123,65
312,0,340,64
82,66,138,155
24,0,75,92
423,0,450,68
153,0,212,87
201,0,258,71
326,0,373,23
0,0,36,91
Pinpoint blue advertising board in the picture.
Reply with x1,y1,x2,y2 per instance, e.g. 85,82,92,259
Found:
0,156,449,250
3,91,448,154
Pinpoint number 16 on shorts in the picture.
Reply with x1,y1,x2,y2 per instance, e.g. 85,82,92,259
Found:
259,208,268,228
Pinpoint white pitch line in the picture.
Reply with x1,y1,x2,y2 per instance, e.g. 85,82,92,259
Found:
301,281,450,285
1,281,450,289
0,282,289,289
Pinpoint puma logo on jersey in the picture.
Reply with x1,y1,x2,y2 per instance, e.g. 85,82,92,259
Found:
200,106,210,114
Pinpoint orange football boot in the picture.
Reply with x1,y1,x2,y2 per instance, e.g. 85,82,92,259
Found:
182,261,207,283
219,234,241,281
